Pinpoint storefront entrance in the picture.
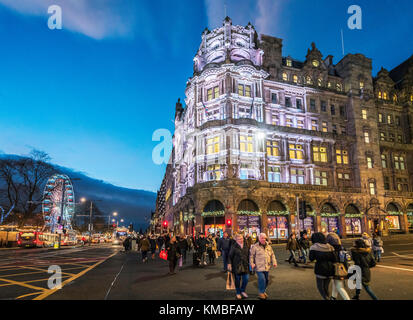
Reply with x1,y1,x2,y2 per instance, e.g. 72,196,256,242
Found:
345,218,362,236
204,216,225,237
321,216,339,233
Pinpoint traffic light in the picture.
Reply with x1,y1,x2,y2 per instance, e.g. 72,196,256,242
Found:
226,219,232,227
299,200,307,220
112,223,116,228
163,220,168,228
57,216,61,224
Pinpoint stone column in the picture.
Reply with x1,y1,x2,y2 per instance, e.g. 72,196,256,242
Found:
401,213,409,234
261,209,268,235
340,215,347,238
315,215,321,233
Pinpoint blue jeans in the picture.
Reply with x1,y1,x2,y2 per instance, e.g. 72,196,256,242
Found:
234,273,249,295
374,249,382,261
300,248,309,263
356,284,378,300
222,250,229,271
256,271,269,294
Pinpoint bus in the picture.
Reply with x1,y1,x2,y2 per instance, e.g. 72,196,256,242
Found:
61,230,78,246
17,231,59,248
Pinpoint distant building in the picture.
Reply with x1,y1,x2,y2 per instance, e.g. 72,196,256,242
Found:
154,17,413,239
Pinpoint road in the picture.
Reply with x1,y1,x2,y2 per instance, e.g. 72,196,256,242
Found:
0,238,412,300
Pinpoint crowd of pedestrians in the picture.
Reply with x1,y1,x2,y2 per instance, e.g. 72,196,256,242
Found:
122,229,384,300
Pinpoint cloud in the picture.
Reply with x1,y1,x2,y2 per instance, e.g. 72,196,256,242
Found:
0,0,138,40
204,0,283,35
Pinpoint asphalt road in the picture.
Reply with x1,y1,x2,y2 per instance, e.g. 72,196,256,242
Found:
1,238,413,300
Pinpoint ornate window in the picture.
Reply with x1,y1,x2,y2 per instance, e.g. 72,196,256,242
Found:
367,156,373,169
289,144,304,160
362,109,367,120
381,154,387,168
268,166,281,183
369,181,376,195
291,168,305,184
207,86,220,101
314,171,328,186
378,113,383,123
206,136,220,154
359,81,364,89
394,156,405,170
322,121,328,132
238,84,251,97
266,141,280,157
336,149,349,165
313,146,328,163
240,135,253,153
336,83,342,91
306,76,313,85
383,92,388,100
206,164,221,181
282,72,288,81
311,120,318,131
364,131,370,143
286,59,292,67
293,75,298,83
317,78,322,87
240,163,255,180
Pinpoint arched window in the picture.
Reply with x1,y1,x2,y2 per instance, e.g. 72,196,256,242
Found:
282,72,288,81
306,76,312,85
293,75,298,83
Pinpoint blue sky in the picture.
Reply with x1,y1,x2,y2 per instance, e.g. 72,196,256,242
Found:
0,0,412,192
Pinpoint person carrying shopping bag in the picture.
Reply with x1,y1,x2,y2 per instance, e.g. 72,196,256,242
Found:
228,233,250,300
249,233,277,300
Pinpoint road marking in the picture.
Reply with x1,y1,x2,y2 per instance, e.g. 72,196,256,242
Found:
388,243,413,246
34,251,118,300
16,291,44,300
377,265,413,273
0,277,47,291
390,252,413,259
18,265,76,277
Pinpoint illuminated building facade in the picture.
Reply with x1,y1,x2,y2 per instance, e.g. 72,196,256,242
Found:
154,17,413,239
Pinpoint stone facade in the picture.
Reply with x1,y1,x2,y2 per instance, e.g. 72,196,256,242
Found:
153,17,413,240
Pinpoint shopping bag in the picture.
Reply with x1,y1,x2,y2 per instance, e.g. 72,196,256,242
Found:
226,272,235,290
178,256,183,267
159,249,168,261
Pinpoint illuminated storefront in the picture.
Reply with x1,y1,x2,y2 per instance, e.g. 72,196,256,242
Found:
344,205,362,236
237,200,260,240
202,200,226,236
408,204,413,233
320,203,340,233
268,214,289,240
386,203,402,231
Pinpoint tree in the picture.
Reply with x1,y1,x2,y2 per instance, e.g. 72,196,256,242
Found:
0,150,56,227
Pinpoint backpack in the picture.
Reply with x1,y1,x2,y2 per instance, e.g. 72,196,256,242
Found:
339,248,351,263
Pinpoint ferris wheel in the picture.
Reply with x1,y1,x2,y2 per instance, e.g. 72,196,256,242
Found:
42,174,75,233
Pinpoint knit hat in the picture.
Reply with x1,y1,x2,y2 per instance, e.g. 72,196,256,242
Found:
326,233,341,246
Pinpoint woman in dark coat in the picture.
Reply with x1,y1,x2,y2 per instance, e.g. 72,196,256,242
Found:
166,236,181,275
351,239,378,300
309,232,336,300
228,234,250,300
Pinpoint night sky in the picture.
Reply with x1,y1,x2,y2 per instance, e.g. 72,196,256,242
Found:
0,0,411,192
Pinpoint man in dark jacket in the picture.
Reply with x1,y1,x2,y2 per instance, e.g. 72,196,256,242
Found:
149,235,157,259
178,234,189,264
309,232,336,300
286,233,300,267
218,232,232,272
196,234,208,266
351,239,378,300
166,236,181,275
157,235,164,252
299,232,311,264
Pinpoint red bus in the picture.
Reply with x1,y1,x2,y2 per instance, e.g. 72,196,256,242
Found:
17,231,59,248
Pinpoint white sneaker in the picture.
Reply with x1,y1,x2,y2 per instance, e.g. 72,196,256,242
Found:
241,292,248,298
